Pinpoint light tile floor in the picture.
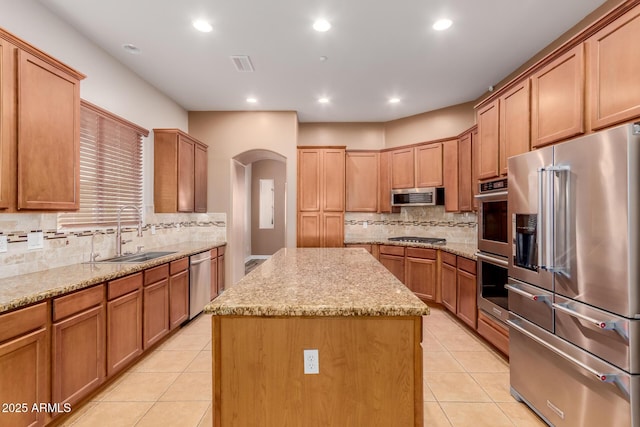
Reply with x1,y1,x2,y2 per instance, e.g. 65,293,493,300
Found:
59,306,546,427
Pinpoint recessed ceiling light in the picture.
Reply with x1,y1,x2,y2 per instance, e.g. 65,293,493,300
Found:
313,19,331,32
122,43,141,55
246,97,258,103
193,20,213,33
319,56,328,62
433,19,452,31
389,98,401,104
318,97,330,104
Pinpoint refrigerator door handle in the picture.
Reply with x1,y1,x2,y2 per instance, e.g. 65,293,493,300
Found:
537,166,554,271
548,165,570,275
553,302,629,341
505,284,551,306
537,167,546,270
507,318,630,397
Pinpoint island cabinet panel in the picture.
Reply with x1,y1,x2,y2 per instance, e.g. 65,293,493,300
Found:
0,302,50,427
390,146,415,189
405,248,438,302
531,44,585,148
415,143,443,188
169,258,189,330
587,4,640,130
345,151,379,212
143,265,170,349
297,147,345,247
106,273,142,376
476,100,500,180
213,316,423,427
52,285,106,409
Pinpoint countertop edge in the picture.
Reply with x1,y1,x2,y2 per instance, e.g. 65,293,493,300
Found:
0,242,227,315
344,239,477,260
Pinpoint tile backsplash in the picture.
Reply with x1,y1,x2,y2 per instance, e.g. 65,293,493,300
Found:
345,206,477,244
0,211,226,279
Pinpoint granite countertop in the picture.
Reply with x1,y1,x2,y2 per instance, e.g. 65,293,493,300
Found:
0,240,226,314
344,238,477,260
205,247,430,317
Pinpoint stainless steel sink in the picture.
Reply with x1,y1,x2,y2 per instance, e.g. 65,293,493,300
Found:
89,251,177,264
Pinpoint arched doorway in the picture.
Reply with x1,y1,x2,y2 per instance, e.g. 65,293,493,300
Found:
231,149,287,280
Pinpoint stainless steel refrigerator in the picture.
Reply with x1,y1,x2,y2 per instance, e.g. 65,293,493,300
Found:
506,122,640,426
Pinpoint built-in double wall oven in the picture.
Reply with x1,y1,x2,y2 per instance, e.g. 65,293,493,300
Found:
475,178,509,325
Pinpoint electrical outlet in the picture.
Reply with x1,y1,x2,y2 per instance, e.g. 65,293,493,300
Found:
303,349,319,374
362,221,368,229
151,225,156,235
27,231,44,250
0,235,7,253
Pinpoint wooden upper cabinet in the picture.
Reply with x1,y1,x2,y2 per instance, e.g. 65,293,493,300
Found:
531,44,585,148
297,149,321,211
346,151,379,212
458,131,473,212
476,100,500,180
322,148,345,212
194,141,208,213
390,147,415,189
378,151,393,213
17,48,83,210
588,4,640,130
296,147,345,247
471,128,479,210
499,80,530,175
154,129,208,213
442,139,458,212
0,38,15,210
415,143,443,187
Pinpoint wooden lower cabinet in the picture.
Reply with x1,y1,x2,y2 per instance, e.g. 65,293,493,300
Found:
440,260,457,313
456,258,477,329
210,247,219,300
0,302,50,427
379,245,405,283
52,285,106,409
106,273,142,376
217,246,226,292
143,265,170,349
405,248,438,302
477,310,509,356
169,259,189,330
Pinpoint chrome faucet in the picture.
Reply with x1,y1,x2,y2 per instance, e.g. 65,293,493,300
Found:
116,205,143,257
89,230,106,262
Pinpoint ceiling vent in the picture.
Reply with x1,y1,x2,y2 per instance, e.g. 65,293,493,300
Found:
230,55,254,72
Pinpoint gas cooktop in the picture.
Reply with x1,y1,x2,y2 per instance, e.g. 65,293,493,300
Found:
388,236,446,244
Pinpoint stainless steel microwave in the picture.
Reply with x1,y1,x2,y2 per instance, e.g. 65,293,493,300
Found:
391,187,443,207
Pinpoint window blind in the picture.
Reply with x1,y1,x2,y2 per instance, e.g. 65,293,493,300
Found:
58,100,149,228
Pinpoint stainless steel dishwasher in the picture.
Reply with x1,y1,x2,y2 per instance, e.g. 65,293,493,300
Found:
189,251,211,319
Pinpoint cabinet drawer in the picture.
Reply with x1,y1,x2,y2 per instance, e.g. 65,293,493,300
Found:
53,285,104,322
441,251,457,266
477,311,509,356
108,273,142,300
144,264,169,286
217,245,226,256
380,245,405,256
406,247,436,260
457,256,476,274
170,257,189,275
0,302,48,342
210,248,218,258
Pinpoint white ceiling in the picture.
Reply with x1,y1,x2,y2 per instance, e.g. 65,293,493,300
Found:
39,0,606,122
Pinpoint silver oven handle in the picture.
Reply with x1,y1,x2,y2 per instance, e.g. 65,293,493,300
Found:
507,318,629,396
553,302,629,341
475,252,508,267
505,284,550,305
474,190,508,199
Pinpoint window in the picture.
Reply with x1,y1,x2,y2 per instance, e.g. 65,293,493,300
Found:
58,100,149,228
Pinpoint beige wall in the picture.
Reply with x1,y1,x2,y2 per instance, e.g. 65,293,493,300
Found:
384,102,476,148
251,160,286,255
188,111,298,284
298,122,385,150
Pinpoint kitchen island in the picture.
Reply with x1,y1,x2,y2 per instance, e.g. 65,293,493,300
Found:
204,247,429,427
